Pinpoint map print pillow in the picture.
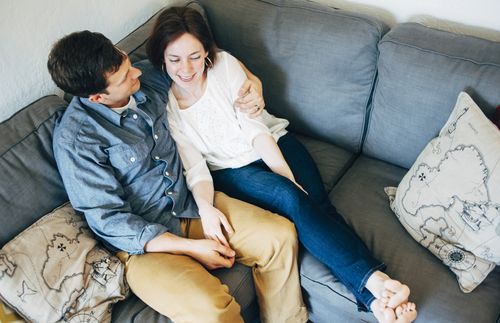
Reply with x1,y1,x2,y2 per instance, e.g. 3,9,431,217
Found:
0,203,128,322
385,92,500,293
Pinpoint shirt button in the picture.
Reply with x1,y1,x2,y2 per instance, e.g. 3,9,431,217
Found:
132,114,138,119
154,156,160,160
164,171,170,176
172,211,177,216
130,157,136,162
167,191,173,195
154,134,159,140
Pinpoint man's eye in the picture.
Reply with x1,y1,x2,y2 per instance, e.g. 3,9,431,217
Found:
169,59,179,63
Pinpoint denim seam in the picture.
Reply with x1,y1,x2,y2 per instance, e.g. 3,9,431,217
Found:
358,262,387,293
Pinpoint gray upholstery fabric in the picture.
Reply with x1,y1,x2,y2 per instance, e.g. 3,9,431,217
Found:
363,23,500,168
295,134,355,192
327,155,500,323
198,0,388,153
112,263,258,323
0,95,68,247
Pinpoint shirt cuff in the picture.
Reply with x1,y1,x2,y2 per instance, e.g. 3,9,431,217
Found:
130,223,169,255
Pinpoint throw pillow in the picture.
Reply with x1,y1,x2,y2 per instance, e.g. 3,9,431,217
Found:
0,301,24,323
385,92,500,293
0,203,128,322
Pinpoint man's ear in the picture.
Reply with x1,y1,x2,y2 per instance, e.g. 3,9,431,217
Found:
88,93,104,103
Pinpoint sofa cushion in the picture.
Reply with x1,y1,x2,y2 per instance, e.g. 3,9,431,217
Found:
363,23,500,168
325,155,500,323
0,95,67,247
0,203,128,323
296,134,355,191
197,0,388,153
386,92,500,293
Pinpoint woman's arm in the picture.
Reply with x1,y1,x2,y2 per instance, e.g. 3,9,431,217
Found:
253,134,307,194
191,180,234,248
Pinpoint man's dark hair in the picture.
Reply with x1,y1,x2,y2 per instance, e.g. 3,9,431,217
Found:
47,30,126,97
146,6,218,69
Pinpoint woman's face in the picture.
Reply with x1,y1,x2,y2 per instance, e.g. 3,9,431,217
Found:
164,33,208,91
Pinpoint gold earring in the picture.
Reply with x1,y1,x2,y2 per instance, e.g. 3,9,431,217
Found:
205,56,213,68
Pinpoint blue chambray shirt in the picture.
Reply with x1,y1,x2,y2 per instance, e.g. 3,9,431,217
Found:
53,61,199,254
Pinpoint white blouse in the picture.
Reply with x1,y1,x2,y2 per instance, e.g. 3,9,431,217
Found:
167,51,288,190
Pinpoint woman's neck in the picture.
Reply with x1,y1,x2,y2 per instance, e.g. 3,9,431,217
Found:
172,73,207,110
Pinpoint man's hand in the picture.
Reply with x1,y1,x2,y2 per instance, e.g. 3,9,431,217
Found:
199,205,234,247
234,79,265,118
188,239,236,270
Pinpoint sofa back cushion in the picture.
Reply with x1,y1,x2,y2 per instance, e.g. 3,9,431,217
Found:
0,95,68,246
363,23,500,168
198,0,387,152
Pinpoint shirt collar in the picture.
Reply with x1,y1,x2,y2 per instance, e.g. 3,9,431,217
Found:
80,91,148,127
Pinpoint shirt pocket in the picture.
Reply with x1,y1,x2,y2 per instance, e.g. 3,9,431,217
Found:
107,141,150,170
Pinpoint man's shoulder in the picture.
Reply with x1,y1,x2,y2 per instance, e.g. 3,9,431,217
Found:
54,97,88,141
134,59,171,96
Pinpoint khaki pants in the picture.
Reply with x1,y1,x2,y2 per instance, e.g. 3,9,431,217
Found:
117,192,308,323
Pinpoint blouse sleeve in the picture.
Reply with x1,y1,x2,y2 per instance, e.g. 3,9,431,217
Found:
167,107,213,191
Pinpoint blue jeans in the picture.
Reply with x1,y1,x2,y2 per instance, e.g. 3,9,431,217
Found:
212,133,385,311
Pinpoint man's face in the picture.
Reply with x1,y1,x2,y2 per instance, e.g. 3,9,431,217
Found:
91,56,142,108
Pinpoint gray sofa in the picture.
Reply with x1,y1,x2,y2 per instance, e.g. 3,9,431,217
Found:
1,0,499,322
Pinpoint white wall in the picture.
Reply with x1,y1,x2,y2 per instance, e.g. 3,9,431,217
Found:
310,0,500,41
0,0,173,122
1,0,499,122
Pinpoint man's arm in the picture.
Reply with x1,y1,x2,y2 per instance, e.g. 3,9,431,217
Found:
144,231,235,270
235,60,266,117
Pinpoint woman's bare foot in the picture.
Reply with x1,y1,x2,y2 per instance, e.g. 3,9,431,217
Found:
372,300,417,323
365,271,410,308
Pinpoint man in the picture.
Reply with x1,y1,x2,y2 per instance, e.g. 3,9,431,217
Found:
47,30,308,323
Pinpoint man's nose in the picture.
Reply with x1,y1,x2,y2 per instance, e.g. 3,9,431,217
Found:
132,67,142,78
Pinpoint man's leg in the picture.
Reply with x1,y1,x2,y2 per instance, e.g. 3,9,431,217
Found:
207,192,308,323
117,251,243,323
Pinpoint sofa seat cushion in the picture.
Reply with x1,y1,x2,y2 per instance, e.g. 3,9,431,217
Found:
322,155,500,323
111,263,257,323
295,134,355,191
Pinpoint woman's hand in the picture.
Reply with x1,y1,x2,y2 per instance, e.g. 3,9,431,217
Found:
234,79,265,118
199,205,235,247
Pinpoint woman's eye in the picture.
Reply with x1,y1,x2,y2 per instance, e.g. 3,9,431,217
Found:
190,56,201,60
169,59,179,63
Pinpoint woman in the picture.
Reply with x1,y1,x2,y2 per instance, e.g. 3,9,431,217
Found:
147,6,417,323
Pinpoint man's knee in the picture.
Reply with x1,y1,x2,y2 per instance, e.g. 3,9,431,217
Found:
262,214,298,251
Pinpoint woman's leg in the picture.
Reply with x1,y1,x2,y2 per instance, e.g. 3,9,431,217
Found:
212,162,383,309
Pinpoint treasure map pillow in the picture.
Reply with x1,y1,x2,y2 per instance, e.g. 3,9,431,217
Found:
0,203,128,322
385,92,500,293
